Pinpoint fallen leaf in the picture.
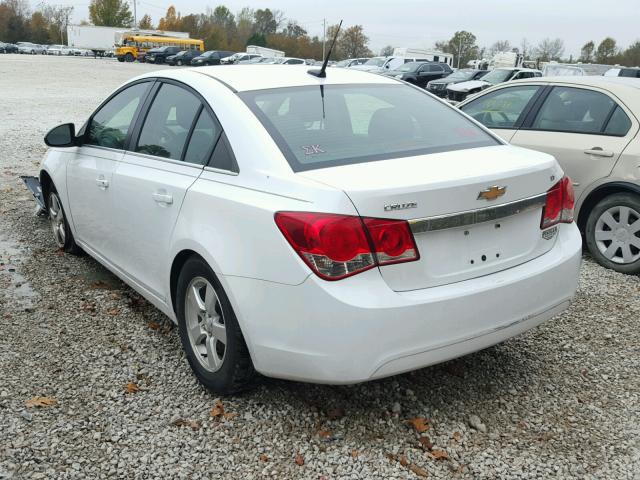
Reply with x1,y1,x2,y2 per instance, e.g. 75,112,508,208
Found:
408,463,429,478
386,453,397,462
294,454,304,466
55,248,64,256
89,281,112,290
418,436,433,451
431,449,448,460
406,417,430,433
171,418,201,430
318,429,331,438
125,382,139,394
399,455,409,467
259,454,269,462
326,406,345,420
210,399,235,420
109,292,121,300
452,431,462,442
25,396,57,408
148,321,161,330
350,450,359,458
106,308,120,316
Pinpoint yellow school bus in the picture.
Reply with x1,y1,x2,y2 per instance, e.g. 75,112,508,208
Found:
115,35,204,62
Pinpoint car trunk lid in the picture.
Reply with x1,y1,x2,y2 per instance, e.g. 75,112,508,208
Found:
299,145,563,291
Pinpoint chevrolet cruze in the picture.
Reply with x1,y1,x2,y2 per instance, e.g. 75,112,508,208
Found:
38,66,582,393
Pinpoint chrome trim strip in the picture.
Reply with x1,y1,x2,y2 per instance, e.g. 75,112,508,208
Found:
203,166,239,176
409,193,547,234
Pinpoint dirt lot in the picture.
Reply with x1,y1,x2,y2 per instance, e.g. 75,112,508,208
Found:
0,55,639,479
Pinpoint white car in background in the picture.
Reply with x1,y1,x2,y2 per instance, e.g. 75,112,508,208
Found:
17,42,46,54
446,67,542,103
37,66,581,393
459,76,640,273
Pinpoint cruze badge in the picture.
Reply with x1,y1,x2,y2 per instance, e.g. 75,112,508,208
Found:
384,202,418,212
477,185,506,201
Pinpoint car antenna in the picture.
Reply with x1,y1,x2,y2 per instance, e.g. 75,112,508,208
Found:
308,19,342,78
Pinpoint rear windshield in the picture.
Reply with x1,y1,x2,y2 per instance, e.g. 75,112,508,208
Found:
240,84,499,171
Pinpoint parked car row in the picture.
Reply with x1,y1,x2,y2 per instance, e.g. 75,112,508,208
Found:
0,41,95,56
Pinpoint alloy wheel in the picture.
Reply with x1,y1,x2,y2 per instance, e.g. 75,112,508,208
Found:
184,277,227,372
594,205,640,264
48,192,66,248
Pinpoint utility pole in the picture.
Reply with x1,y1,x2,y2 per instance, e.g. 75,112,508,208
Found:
132,0,137,27
457,37,462,69
322,18,326,60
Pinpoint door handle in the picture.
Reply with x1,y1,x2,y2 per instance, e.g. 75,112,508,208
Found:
152,192,173,205
584,147,614,157
96,177,109,189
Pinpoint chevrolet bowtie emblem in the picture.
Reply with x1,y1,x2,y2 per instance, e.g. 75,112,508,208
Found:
477,185,506,201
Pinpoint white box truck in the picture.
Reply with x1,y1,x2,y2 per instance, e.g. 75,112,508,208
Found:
67,25,190,56
392,47,453,66
245,45,285,58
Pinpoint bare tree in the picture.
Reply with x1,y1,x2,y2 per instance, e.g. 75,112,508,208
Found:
380,45,394,56
534,38,564,61
489,40,511,56
520,38,531,59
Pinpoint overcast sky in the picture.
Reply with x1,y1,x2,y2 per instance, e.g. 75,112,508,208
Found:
63,0,639,57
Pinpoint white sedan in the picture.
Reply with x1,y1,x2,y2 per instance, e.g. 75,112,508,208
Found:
38,65,582,393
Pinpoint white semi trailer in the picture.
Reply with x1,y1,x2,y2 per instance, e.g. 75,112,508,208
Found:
67,25,190,56
246,45,285,57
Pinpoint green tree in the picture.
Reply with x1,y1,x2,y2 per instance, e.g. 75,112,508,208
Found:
88,0,133,27
253,8,276,36
621,41,640,67
0,0,30,43
338,25,371,58
246,31,266,46
595,37,618,64
138,13,153,29
443,31,478,68
580,41,595,62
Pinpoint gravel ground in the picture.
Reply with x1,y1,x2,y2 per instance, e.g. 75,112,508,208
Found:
0,55,639,480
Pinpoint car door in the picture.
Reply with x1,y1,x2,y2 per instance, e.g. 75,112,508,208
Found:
110,81,222,300
459,84,545,142
510,85,638,201
66,81,152,258
415,64,442,87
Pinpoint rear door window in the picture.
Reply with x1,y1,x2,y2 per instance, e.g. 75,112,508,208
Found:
183,109,222,165
461,85,541,129
135,83,201,160
240,84,498,172
531,87,616,134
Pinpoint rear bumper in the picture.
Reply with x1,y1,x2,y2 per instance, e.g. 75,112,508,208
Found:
225,224,582,384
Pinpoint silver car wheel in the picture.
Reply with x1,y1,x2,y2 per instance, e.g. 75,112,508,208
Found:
48,192,66,248
594,205,640,264
184,277,227,372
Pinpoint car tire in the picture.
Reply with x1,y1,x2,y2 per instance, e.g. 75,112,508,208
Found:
125,53,134,62
31,50,35,55
177,59,183,66
117,57,124,62
176,256,255,394
585,192,640,274
47,189,81,255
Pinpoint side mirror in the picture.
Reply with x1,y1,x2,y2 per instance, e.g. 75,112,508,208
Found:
44,123,78,147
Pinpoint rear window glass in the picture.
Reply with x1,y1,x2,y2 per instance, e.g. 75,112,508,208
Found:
240,84,498,171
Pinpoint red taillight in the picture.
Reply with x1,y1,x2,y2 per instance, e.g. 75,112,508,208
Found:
275,212,419,280
541,176,575,229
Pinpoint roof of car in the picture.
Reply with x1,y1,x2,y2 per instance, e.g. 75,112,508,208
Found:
190,64,398,91
532,75,640,90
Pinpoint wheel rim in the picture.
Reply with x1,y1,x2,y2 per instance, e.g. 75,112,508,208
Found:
184,277,227,372
48,193,66,248
594,205,640,264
